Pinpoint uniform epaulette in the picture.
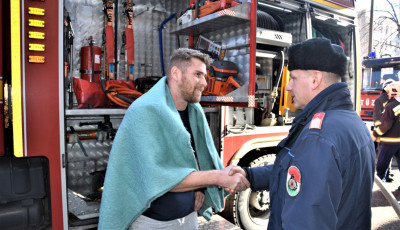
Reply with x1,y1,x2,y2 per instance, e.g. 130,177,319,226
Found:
309,112,325,130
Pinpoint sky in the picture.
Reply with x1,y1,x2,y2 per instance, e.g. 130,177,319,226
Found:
355,0,397,11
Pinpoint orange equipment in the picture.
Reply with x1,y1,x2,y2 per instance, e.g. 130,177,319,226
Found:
202,60,240,96
105,80,143,108
190,0,241,18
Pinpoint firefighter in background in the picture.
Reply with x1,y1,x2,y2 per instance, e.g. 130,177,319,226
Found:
374,76,397,126
372,82,400,182
228,38,375,229
373,76,397,182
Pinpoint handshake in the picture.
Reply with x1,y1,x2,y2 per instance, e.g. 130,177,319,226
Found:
218,165,250,193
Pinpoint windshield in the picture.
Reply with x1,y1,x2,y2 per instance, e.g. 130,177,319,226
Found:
362,67,399,91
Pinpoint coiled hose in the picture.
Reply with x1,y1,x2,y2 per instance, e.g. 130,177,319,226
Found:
105,83,143,108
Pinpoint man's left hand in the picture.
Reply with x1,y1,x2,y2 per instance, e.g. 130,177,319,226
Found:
194,191,205,211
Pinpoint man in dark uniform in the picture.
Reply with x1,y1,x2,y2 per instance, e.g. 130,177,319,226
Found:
372,82,400,181
229,38,375,229
373,77,396,182
374,77,396,126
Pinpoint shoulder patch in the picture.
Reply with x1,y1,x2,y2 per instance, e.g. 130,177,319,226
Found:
287,166,301,197
309,112,325,130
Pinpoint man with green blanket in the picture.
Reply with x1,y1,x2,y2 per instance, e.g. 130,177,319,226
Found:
99,48,250,229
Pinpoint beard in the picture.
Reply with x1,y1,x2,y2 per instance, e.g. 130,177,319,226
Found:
180,75,204,103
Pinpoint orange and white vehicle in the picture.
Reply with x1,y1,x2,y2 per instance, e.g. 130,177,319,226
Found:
0,0,361,229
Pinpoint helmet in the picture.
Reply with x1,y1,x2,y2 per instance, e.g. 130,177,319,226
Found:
383,78,395,90
382,73,399,81
388,82,400,98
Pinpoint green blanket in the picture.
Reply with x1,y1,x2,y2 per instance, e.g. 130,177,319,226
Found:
98,77,226,230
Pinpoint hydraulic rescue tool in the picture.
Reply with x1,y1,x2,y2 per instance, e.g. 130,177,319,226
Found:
202,60,241,96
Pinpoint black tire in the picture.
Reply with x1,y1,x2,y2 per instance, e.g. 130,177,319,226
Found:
232,154,276,230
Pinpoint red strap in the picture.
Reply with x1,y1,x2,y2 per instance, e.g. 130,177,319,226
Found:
125,28,134,80
105,0,115,79
105,26,115,79
125,0,134,80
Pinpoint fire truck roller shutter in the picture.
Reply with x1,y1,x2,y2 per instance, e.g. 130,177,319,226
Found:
256,10,283,31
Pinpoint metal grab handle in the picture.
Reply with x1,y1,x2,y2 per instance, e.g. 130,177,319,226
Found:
374,174,400,218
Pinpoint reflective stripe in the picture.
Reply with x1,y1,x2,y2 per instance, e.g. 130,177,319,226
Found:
11,0,24,157
374,121,381,126
380,137,400,143
393,104,400,116
375,127,384,136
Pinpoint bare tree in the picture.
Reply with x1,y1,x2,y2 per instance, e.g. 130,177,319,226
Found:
373,0,400,56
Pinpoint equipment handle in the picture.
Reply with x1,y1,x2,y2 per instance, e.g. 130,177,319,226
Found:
227,76,240,89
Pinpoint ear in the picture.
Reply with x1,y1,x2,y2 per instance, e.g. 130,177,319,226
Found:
170,66,181,81
311,71,323,90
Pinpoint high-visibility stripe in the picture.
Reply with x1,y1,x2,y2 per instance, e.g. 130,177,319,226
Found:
374,121,381,126
375,127,384,136
11,0,24,157
380,137,400,143
393,104,400,116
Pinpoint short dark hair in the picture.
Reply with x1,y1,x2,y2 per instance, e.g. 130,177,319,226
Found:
166,48,213,79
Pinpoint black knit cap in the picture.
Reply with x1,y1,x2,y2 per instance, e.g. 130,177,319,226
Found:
288,38,348,77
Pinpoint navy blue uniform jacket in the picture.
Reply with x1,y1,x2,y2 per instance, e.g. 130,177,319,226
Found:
247,83,375,230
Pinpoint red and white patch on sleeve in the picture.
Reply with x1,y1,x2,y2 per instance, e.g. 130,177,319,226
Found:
309,112,325,130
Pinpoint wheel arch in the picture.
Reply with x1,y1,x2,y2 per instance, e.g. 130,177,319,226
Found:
228,137,282,167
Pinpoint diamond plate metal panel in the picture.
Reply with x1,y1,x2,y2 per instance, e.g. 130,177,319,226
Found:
67,139,112,196
133,0,189,78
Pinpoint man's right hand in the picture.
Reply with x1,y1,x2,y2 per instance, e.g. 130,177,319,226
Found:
219,165,250,193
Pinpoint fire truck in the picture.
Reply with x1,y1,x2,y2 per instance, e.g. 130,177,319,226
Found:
360,55,400,130
0,0,361,229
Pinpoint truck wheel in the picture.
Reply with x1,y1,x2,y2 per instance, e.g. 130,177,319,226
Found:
236,154,275,230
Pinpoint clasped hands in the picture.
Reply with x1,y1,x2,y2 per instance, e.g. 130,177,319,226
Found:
219,165,250,193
